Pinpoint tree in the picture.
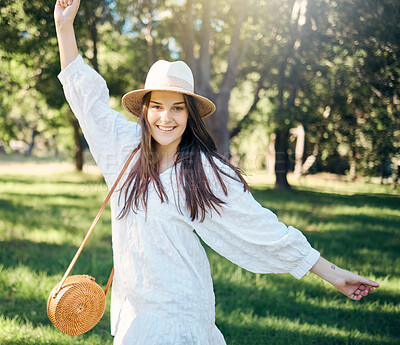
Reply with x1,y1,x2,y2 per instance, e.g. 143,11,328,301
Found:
320,0,400,180
229,0,400,187
166,0,255,157
0,0,128,168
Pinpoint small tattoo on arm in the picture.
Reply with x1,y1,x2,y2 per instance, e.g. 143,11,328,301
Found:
331,265,336,270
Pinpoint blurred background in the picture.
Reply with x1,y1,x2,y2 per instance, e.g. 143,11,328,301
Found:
1,1,400,344
1,0,399,189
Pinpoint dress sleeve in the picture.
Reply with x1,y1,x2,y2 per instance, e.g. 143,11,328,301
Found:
58,55,141,187
193,158,320,279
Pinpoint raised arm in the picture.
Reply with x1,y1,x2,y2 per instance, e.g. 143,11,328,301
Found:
54,0,80,70
310,256,379,300
53,0,141,187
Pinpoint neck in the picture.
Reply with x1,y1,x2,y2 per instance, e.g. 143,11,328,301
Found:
156,143,179,173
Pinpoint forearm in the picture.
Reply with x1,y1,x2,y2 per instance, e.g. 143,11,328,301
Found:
55,23,79,71
54,0,80,70
310,256,340,285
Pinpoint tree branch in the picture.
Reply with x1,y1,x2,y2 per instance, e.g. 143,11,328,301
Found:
183,0,196,72
220,7,246,93
198,0,213,91
230,75,267,139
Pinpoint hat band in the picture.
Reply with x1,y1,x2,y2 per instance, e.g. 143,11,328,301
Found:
145,75,194,93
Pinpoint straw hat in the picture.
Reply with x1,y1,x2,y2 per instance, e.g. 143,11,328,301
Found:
122,60,216,118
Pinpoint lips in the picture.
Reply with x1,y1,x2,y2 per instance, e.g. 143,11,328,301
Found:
157,125,176,132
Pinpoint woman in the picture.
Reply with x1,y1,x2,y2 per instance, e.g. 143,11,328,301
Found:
54,0,379,344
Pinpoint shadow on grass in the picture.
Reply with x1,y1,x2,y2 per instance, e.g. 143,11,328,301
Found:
250,186,400,278
203,184,400,345
0,197,82,237
0,287,112,336
0,173,105,186
305,228,399,277
217,319,396,345
0,194,112,239
0,239,113,333
251,186,400,212
213,275,399,345
1,293,112,345
0,239,112,276
1,176,399,344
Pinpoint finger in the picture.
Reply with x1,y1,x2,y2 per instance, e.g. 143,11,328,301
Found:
350,293,362,300
57,0,67,8
360,276,380,288
69,0,81,10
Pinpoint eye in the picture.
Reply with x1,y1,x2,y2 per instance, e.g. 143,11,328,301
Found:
152,105,162,110
174,106,185,111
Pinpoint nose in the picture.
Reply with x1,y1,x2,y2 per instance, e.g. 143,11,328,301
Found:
159,109,173,123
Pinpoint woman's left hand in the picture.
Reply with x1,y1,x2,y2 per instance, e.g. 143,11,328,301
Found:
310,256,379,300
331,269,379,300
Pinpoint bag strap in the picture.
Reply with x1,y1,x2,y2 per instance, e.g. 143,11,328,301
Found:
53,147,139,298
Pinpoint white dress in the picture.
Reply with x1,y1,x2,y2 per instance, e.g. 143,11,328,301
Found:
58,55,320,345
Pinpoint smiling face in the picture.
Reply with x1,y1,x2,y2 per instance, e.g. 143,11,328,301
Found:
147,90,189,158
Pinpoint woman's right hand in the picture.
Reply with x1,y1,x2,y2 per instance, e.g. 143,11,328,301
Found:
54,0,81,28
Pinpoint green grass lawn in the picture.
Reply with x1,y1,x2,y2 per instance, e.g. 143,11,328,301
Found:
0,165,399,345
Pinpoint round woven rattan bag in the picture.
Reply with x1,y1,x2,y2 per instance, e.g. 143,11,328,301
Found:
47,275,106,335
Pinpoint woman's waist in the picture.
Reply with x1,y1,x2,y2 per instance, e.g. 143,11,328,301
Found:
119,295,215,328
123,280,213,313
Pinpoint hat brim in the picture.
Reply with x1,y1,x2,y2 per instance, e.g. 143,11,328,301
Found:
122,89,216,119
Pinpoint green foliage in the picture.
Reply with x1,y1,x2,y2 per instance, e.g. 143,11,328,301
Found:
0,0,399,178
0,0,71,155
0,166,399,344
232,0,400,178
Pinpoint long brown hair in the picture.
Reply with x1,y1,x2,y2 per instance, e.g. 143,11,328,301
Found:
118,92,249,221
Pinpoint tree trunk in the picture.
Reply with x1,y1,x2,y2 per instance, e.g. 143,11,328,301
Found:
272,0,309,190
83,2,99,71
71,118,83,171
293,124,305,177
52,134,59,158
0,143,6,154
206,92,230,157
379,165,385,184
348,144,357,181
24,128,39,156
145,18,155,65
274,128,291,190
302,138,320,175
67,109,84,171
267,133,276,176
180,0,195,71
142,2,156,66
180,0,250,158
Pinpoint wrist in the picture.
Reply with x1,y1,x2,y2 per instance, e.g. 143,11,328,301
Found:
55,21,74,32
310,257,342,285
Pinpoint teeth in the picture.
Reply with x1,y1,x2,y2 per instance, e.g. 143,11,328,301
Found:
158,126,174,131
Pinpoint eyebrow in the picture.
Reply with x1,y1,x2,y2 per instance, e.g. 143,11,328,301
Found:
150,101,186,105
